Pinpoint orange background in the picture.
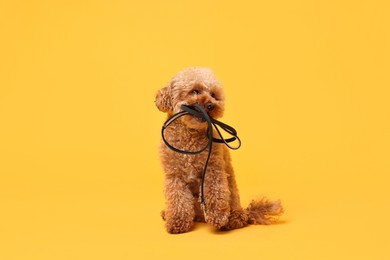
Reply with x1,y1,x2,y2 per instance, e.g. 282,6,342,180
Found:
1,1,389,259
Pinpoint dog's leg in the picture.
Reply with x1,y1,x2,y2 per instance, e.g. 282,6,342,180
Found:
163,176,195,234
224,149,242,210
203,153,231,229
219,148,249,230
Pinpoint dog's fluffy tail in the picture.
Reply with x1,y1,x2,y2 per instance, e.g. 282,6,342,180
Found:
245,197,284,225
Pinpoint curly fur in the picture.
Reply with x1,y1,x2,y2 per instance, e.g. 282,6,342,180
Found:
156,67,283,234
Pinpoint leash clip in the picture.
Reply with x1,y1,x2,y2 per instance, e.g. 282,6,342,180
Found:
200,201,207,220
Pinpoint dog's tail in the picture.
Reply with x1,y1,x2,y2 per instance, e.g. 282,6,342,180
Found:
245,197,284,225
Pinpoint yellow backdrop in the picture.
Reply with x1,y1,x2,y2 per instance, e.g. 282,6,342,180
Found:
1,0,389,259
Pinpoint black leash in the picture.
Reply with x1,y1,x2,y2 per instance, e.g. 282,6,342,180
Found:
161,103,241,218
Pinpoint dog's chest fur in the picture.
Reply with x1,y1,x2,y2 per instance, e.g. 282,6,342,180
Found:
160,119,221,184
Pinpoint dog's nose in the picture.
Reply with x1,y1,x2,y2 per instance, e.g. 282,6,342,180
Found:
205,102,214,111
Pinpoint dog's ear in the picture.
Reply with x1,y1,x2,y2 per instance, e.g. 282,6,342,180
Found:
155,84,173,113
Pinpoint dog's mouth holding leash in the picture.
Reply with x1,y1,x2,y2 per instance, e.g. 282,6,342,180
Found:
192,106,208,122
183,102,218,121
175,101,224,130
184,104,209,125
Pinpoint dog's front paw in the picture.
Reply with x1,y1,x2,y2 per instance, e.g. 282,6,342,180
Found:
220,209,249,231
165,212,194,234
205,209,230,229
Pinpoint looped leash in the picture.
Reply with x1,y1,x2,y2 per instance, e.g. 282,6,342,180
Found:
161,103,241,218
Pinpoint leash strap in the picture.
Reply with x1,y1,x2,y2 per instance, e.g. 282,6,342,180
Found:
161,104,241,218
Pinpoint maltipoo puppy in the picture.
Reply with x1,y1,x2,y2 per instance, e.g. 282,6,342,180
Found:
155,67,283,234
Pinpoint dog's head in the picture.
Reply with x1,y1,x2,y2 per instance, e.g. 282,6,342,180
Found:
155,67,225,129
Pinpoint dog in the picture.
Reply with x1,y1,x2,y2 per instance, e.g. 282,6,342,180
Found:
155,67,283,234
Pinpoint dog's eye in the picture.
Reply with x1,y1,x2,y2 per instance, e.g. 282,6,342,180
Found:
211,92,219,100
192,90,200,95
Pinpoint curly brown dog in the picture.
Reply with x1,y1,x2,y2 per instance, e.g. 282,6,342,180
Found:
155,67,283,234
